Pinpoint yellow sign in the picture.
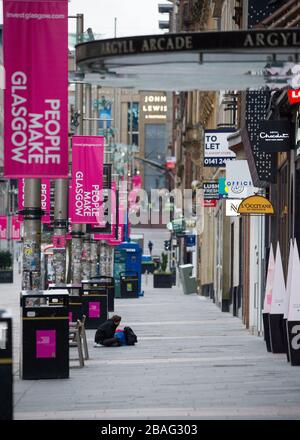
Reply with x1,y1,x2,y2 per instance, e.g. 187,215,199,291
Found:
237,195,274,215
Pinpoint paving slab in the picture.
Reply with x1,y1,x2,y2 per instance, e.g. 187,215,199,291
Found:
1,269,299,420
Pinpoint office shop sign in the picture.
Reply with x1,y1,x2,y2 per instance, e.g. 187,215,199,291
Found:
204,129,236,167
257,120,291,153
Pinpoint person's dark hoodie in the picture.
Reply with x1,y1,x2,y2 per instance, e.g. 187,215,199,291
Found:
94,318,119,343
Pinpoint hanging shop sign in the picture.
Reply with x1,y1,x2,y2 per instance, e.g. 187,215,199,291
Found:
218,177,228,199
202,199,217,208
69,136,104,224
225,160,256,199
0,217,7,240
3,0,69,178
225,199,242,217
166,157,176,169
11,216,21,240
257,120,291,152
204,129,236,167
288,89,300,105
237,195,274,215
203,182,219,200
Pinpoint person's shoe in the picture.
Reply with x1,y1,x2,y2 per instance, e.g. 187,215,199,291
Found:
94,342,102,347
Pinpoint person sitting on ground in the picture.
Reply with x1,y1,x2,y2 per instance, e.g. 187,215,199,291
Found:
94,315,122,347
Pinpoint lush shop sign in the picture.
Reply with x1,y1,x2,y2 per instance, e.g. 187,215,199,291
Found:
257,120,291,152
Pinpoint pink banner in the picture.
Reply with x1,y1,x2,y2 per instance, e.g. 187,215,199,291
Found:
41,179,51,223
18,178,51,222
93,182,117,240
3,0,69,178
18,178,25,220
0,217,7,240
70,136,104,224
11,215,21,240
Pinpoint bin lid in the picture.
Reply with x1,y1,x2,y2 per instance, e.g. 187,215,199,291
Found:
21,289,69,296
179,264,194,269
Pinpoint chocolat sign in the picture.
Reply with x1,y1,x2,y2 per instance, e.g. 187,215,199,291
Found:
257,120,291,152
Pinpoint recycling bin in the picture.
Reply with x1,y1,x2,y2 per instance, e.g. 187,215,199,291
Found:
49,284,83,323
20,290,69,380
81,280,108,329
179,264,197,294
0,309,13,420
91,276,115,312
120,271,139,298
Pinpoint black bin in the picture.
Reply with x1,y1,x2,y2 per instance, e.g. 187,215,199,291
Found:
81,280,108,329
120,272,139,298
0,309,13,420
49,284,83,323
21,290,69,380
91,276,115,312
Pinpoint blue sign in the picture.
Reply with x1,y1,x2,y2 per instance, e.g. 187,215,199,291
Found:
185,235,196,247
99,108,111,129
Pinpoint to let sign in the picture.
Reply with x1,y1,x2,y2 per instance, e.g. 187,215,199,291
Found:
204,129,236,167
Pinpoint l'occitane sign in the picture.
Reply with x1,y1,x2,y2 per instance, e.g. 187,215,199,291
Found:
238,195,274,215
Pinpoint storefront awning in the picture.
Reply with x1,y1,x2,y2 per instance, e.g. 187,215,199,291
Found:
76,28,300,91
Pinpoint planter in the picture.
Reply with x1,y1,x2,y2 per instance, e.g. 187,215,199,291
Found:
0,270,13,284
153,273,173,288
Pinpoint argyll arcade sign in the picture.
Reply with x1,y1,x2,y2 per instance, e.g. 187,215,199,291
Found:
77,29,300,60
76,28,300,92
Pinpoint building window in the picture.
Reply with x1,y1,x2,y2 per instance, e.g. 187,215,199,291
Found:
128,102,139,146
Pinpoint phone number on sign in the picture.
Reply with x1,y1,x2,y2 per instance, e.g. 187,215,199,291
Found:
204,157,235,166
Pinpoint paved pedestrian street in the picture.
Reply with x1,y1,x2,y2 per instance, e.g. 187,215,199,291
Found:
3,271,300,420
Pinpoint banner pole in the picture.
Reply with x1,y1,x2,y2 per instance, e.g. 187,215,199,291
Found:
71,13,84,284
22,179,42,290
53,179,68,284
